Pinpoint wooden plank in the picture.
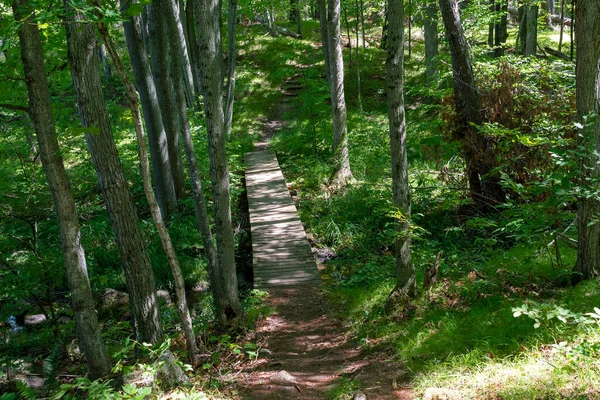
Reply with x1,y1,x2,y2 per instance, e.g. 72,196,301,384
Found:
245,150,321,289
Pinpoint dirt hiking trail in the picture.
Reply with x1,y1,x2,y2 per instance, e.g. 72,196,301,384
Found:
237,74,413,399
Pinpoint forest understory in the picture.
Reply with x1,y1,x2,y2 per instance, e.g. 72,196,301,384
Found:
1,1,600,399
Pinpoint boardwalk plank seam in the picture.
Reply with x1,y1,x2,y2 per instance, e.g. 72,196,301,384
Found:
245,150,321,288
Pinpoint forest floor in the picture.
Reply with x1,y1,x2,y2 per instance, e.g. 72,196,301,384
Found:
236,74,413,399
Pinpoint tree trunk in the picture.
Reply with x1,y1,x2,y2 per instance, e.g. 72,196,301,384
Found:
296,0,303,37
407,0,412,58
224,0,238,136
493,0,508,57
96,18,199,366
558,0,565,52
317,0,331,84
355,2,362,113
525,4,538,56
385,0,416,302
164,0,218,292
196,0,242,329
517,3,526,54
423,0,439,83
488,0,494,48
574,0,600,280
13,0,111,380
186,0,203,96
98,43,112,79
439,0,505,206
327,0,354,186
569,0,574,61
381,6,388,49
168,0,195,104
121,0,178,219
63,4,163,345
148,0,186,199
343,4,352,64
546,0,554,27
360,0,365,48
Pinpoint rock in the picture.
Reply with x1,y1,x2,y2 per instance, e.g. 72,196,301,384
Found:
24,314,47,326
96,288,129,319
353,391,367,400
156,290,172,305
155,351,190,390
423,387,462,400
270,370,297,385
259,348,273,357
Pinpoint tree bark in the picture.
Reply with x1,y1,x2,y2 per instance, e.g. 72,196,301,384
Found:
493,0,508,57
63,4,163,345
423,0,439,83
96,18,199,366
574,0,600,280
317,0,331,84
327,0,354,186
224,0,238,136
386,0,416,301
169,0,195,104
558,0,565,52
196,0,242,328
121,0,178,219
186,0,203,96
13,0,111,380
525,4,538,56
355,2,362,112
164,0,219,294
98,43,112,79
148,0,186,199
438,0,505,206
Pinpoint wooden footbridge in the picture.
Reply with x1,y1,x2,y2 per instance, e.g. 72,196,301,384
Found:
245,150,321,288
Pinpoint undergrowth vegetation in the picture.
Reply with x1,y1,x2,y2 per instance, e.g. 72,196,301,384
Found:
1,3,599,399
257,17,599,400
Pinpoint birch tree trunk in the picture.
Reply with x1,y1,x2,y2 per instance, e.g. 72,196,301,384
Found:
13,0,111,379
574,0,600,280
224,0,238,136
196,0,242,328
327,0,354,187
386,0,416,303
63,5,163,345
121,0,178,219
148,0,186,199
96,19,199,366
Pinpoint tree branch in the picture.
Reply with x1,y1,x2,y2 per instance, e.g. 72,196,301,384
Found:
0,102,29,113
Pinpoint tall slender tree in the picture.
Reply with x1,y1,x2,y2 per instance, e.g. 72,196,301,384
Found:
386,0,416,303
423,0,439,83
96,16,198,366
63,3,163,344
121,0,178,218
574,0,600,280
326,0,354,186
196,0,242,328
13,0,111,380
317,0,331,83
224,0,238,136
439,0,505,206
147,0,186,199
